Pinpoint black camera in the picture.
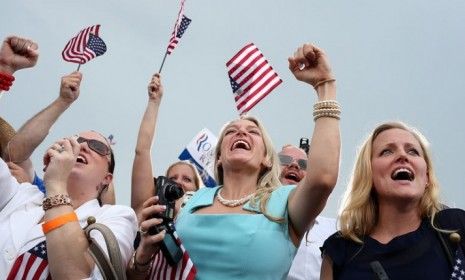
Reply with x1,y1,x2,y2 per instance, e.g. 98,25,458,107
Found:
148,176,184,266
299,137,310,154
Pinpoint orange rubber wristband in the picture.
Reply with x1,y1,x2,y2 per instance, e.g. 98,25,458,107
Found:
42,212,78,234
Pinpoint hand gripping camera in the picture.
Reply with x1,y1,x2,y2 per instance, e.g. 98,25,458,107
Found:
148,176,184,266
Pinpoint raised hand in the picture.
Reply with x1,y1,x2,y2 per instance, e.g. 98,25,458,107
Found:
288,43,334,88
43,137,80,194
59,71,82,104
0,36,39,73
148,73,163,104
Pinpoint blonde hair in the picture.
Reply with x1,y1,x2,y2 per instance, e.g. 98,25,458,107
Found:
339,121,441,243
214,115,282,221
165,161,202,190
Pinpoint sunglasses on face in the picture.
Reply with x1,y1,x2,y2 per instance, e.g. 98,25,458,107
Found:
77,137,111,156
278,154,307,170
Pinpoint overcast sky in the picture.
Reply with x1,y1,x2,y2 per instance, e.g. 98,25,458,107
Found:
2,1,465,217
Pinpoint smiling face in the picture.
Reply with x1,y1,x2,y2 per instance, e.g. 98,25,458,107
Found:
217,119,267,172
371,128,429,203
279,146,307,185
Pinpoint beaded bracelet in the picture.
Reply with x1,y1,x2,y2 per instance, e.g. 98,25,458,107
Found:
313,112,341,122
42,194,72,211
312,99,341,122
313,100,340,110
313,78,336,90
0,72,15,91
313,108,341,116
42,212,78,234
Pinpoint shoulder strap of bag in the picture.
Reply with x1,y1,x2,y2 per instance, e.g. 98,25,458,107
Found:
84,217,127,280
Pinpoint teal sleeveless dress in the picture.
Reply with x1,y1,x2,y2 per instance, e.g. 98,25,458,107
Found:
176,185,297,280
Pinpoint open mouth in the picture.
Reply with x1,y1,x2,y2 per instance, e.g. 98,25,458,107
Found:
231,140,251,151
76,155,88,164
284,171,301,183
391,168,414,181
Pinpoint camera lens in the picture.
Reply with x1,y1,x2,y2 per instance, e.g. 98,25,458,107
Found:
165,183,184,201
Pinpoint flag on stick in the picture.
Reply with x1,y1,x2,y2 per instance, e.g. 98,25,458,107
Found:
159,0,191,73
62,24,107,65
179,128,217,188
226,43,282,115
167,15,192,55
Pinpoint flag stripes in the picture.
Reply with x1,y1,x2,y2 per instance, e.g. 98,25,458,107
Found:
7,241,50,280
62,24,106,64
148,232,196,280
167,15,192,55
226,43,282,115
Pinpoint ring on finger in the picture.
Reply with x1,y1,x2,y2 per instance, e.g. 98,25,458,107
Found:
139,226,148,235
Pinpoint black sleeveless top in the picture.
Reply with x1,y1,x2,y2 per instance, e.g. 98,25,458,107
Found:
321,219,451,279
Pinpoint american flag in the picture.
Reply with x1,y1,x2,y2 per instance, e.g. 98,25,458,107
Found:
6,240,50,280
226,43,282,115
62,24,107,64
450,247,465,280
165,0,191,55
166,15,192,55
148,231,196,280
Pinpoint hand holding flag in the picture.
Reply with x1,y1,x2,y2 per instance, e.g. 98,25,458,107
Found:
62,24,107,70
226,43,282,115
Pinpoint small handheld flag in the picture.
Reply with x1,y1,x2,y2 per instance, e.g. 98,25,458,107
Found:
62,24,107,69
226,43,282,115
158,0,191,73
178,128,217,188
167,15,192,55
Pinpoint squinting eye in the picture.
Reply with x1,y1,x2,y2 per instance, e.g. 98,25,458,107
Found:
184,177,192,183
249,129,260,135
408,149,420,156
224,129,235,135
380,149,392,156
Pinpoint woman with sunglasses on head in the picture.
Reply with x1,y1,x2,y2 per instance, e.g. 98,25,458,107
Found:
0,50,137,277
138,43,340,279
127,73,203,279
320,122,465,280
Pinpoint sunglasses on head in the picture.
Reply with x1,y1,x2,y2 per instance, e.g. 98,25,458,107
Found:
278,154,307,170
77,137,111,156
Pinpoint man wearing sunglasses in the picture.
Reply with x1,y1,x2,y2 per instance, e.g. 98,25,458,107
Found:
279,144,309,185
0,53,137,278
279,144,336,280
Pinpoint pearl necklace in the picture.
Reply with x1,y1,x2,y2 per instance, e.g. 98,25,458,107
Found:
216,188,255,207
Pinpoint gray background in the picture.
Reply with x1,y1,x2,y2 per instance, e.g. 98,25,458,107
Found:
1,1,464,218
